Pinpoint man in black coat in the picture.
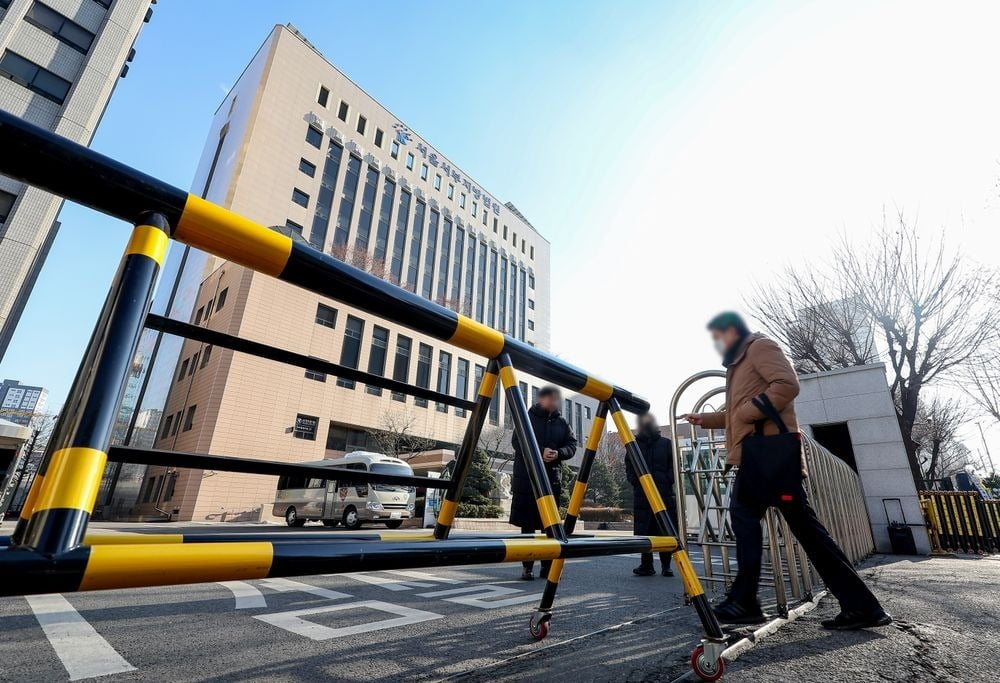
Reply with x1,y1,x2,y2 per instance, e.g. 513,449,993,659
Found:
626,413,677,577
509,385,578,580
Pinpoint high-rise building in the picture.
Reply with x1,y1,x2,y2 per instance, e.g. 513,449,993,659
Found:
0,0,155,358
128,24,597,522
0,378,47,425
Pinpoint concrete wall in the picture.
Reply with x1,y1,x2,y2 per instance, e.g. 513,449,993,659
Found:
796,363,930,554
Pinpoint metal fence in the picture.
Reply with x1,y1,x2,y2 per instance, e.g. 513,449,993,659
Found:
920,491,1000,554
669,370,876,616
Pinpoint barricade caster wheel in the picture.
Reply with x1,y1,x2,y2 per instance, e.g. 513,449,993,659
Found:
529,612,551,641
691,644,725,681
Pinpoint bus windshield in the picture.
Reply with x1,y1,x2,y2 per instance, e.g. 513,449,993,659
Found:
370,462,413,492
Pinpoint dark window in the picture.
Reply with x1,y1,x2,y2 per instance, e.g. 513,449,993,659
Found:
177,359,189,381
337,315,364,389
309,141,343,249
305,362,327,382
474,365,485,409
390,140,399,159
183,405,197,432
373,178,395,262
356,115,367,135
160,414,173,439
405,152,414,170
25,3,95,54
299,157,316,177
315,303,337,328
436,218,451,303
576,403,583,442
447,183,454,199
326,424,347,452
415,343,432,407
171,410,182,436
455,358,469,417
293,414,318,440
519,268,527,340
216,287,228,311
530,246,535,259
498,256,508,333
92,0,111,8
365,326,389,396
406,200,426,292
355,166,379,251
317,85,329,107
0,51,71,104
292,188,309,207
483,210,488,226
142,476,156,503
486,249,498,327
508,263,518,336
421,209,439,299
503,225,508,239
205,298,214,318
529,274,535,289
532,386,539,405
0,189,16,223
201,345,212,367
436,351,451,412
475,242,487,322
585,406,592,419
374,128,384,148
811,423,858,472
488,368,500,425
333,155,361,248
451,226,464,306
528,320,535,331
464,231,476,317
434,174,442,191
389,190,411,284
337,101,349,121
528,299,535,310
420,164,428,181
391,335,411,402
285,219,303,234
305,125,323,149
188,353,199,375
163,472,177,501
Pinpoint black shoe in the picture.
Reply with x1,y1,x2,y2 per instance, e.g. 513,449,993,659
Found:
520,569,535,581
633,565,657,576
822,609,892,630
713,600,767,624
661,567,674,577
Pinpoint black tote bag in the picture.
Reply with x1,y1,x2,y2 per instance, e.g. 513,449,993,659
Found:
735,394,803,507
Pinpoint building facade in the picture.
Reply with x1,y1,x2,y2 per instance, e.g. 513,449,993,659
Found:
129,25,597,522
0,0,153,358
0,378,46,425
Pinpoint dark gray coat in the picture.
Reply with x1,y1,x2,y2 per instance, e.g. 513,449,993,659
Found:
508,404,577,529
626,432,677,535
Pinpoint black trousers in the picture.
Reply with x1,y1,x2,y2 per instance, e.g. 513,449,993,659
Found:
520,525,552,573
729,476,881,614
634,503,678,570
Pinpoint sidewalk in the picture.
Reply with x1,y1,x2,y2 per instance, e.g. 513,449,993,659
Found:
455,554,1000,682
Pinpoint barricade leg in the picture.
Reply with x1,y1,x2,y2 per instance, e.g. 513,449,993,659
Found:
609,397,727,667
433,360,498,539
15,215,169,555
563,402,608,535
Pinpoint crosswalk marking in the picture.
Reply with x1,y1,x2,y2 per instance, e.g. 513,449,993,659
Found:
384,570,464,584
343,573,434,591
25,594,136,681
254,600,442,640
257,577,351,601
416,585,542,609
218,581,267,609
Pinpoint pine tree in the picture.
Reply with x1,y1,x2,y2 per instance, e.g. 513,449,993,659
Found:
588,457,621,507
460,450,497,505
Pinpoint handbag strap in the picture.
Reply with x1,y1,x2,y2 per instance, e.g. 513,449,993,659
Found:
751,393,789,434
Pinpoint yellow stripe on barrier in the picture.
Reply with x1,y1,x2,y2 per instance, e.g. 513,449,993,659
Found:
449,315,505,358
17,473,42,522
498,366,518,390
547,558,566,583
502,538,561,562
32,447,107,513
567,480,587,516
611,410,635,444
639,473,666,514
673,550,705,596
125,225,169,266
79,542,274,591
174,195,293,278
537,494,561,529
437,498,458,526
585,416,606,451
581,376,613,401
478,371,498,398
647,535,680,553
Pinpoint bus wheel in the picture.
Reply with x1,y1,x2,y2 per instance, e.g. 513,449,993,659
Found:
342,507,362,530
285,507,305,528
385,520,403,529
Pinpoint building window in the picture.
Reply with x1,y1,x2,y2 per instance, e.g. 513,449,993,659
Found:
421,209,439,299
493,217,498,232
529,274,535,289
299,157,316,177
305,364,327,382
92,0,112,8
356,115,367,135
293,414,319,440
531,386,540,405
390,140,399,159
420,163,428,180
354,166,379,251
464,231,476,317
498,256,508,333
305,125,323,148
414,343,432,407
188,353,199,375
201,345,213,367
171,410,181,436
405,152,414,170
459,193,466,208
486,249,498,327
585,405,592,420
183,405,197,432
475,241,487,322
503,225,508,239
332,155,361,247
482,211,488,226
0,189,16,224
436,351,451,412
489,368,500,425
142,476,157,503
528,320,535,331
160,414,173,439
309,141,343,250
455,358,469,417
317,85,330,107
374,128,384,147
292,188,309,207
315,302,337,328
576,403,584,440
285,219,303,234
521,239,526,253
25,3,95,54
512,232,517,245
530,246,535,259
451,226,464,306
471,201,477,217
389,190,411,284
391,335,411,402
337,101,349,121
177,359,189,381
365,326,389,396
436,218,451,303
0,51,72,104
509,261,518,334
406,200,426,293
434,174,442,191
216,287,228,311
447,183,454,199
528,299,535,310
373,177,395,262
337,315,364,389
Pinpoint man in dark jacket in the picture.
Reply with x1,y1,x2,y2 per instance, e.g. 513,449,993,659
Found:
627,413,677,577
509,385,577,580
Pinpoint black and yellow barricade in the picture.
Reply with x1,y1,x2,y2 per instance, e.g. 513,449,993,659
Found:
0,110,727,680
920,491,1000,555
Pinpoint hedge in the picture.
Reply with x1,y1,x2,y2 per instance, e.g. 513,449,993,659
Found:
579,506,630,522
456,503,504,519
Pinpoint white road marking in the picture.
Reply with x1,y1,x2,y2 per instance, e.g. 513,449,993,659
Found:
343,572,433,591
25,594,136,681
257,577,351,600
254,600,442,640
416,585,543,608
385,569,464,584
218,581,267,609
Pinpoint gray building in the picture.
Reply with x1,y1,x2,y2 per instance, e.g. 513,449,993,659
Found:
0,377,46,425
0,0,153,358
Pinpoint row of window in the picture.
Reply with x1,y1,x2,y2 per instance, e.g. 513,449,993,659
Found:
159,404,197,440
0,50,71,104
25,1,95,54
176,344,212,383
140,471,177,504
316,87,387,152
192,286,228,325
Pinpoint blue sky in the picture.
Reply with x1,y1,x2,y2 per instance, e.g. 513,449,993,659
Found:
2,1,999,459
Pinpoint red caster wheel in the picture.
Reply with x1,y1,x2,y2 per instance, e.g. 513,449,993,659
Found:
691,644,725,681
529,612,551,641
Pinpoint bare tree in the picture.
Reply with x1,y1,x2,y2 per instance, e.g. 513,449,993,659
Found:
748,214,999,487
366,411,436,461
478,425,513,473
964,362,1000,424
911,396,965,483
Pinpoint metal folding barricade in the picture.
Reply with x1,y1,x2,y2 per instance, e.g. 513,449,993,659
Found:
920,491,1000,554
0,111,728,680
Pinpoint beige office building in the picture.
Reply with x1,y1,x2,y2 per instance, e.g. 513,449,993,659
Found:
133,25,597,522
0,0,153,358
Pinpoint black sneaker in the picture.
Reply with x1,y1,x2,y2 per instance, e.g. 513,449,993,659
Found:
633,565,657,576
661,567,674,577
821,609,892,630
713,600,767,624
520,568,535,581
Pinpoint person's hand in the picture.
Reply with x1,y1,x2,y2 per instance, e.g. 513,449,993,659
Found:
542,448,558,462
681,413,704,426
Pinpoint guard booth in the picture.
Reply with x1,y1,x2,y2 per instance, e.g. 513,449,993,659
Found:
0,111,730,681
